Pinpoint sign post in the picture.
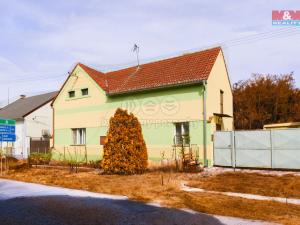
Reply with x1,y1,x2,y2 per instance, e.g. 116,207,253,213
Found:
0,118,16,175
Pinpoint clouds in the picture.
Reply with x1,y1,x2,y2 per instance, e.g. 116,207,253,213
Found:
0,0,299,106
0,57,24,77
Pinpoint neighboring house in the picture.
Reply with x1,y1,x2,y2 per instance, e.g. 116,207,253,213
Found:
0,92,58,158
52,47,233,166
264,122,300,129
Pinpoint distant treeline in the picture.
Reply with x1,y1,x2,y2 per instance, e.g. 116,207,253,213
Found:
233,72,300,130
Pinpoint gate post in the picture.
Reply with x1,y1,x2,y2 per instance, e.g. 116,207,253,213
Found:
231,131,236,169
270,130,273,169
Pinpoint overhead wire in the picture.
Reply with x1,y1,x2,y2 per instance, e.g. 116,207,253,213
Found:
2,27,300,85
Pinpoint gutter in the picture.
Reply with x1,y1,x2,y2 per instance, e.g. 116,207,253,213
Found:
107,78,209,166
202,80,208,167
106,80,205,96
52,106,55,148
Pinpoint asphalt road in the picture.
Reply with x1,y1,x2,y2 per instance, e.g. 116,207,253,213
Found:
0,179,276,225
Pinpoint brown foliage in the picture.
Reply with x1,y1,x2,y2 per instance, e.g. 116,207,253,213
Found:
102,108,148,174
233,73,300,129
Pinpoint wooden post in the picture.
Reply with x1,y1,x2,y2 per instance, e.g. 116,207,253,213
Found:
0,141,2,176
5,156,7,172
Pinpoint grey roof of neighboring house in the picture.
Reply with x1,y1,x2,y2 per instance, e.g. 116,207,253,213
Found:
0,91,58,120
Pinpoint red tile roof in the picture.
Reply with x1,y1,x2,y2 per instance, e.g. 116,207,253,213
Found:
79,47,221,95
78,63,109,92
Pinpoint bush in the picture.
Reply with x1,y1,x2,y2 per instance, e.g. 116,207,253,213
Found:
29,152,52,166
102,108,148,174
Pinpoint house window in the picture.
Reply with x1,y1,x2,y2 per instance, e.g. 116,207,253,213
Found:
68,91,75,98
72,128,86,145
220,90,224,114
174,122,190,145
81,88,89,96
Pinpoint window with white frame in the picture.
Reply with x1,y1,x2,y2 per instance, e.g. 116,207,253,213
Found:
174,122,190,145
72,128,86,145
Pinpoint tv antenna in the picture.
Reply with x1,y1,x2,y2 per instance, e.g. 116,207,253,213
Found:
132,44,140,67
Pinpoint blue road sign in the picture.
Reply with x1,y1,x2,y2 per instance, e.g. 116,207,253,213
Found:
0,118,16,142
0,134,16,142
0,124,15,133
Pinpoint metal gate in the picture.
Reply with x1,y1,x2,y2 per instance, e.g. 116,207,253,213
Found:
30,137,50,154
214,131,234,167
214,128,300,169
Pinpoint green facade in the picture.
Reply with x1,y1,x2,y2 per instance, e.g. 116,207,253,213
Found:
54,120,212,163
56,85,204,115
54,82,213,166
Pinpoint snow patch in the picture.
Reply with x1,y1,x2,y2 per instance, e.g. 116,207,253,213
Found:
0,178,128,200
181,183,300,205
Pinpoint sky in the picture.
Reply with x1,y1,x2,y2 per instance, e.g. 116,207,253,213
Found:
0,0,299,106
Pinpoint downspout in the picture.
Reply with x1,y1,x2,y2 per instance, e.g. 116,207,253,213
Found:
202,81,208,167
23,119,27,158
52,105,55,148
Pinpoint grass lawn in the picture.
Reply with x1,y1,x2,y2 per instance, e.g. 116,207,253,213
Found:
2,168,300,225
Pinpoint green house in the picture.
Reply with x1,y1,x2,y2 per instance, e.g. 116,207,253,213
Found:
52,47,233,166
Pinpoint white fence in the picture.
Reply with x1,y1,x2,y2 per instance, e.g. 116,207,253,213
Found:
214,128,300,169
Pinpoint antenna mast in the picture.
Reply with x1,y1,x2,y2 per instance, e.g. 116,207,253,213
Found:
133,44,140,67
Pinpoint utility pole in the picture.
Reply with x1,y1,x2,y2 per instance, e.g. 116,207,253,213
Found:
7,87,9,105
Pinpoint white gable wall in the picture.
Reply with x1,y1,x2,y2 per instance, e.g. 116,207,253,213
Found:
24,101,53,138
2,102,53,159
22,101,53,157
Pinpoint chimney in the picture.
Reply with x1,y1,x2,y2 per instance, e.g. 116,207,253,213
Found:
20,95,26,99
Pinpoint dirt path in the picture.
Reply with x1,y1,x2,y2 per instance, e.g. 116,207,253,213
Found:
0,179,277,225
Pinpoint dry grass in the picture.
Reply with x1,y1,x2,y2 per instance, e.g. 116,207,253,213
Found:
188,172,300,198
2,168,182,203
0,157,28,170
182,192,300,225
2,168,300,225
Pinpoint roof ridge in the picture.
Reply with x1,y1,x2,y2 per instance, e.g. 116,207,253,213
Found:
25,91,58,99
0,91,58,119
78,63,105,74
105,46,221,75
0,91,58,110
79,46,221,76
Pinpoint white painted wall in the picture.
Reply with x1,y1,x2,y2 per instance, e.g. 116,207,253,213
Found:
3,102,53,159
14,121,25,157
23,102,53,157
24,102,53,138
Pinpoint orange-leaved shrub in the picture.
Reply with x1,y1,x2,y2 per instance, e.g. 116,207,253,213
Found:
102,108,148,174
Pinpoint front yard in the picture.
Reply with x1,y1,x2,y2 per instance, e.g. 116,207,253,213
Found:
188,171,300,198
2,168,300,225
